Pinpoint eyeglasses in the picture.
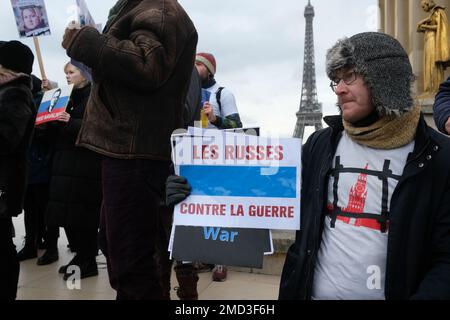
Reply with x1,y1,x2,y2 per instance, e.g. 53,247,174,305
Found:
330,71,358,92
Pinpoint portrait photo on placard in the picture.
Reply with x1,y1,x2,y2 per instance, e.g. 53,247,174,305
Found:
10,0,51,38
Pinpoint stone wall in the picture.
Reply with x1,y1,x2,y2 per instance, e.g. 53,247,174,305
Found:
229,230,295,276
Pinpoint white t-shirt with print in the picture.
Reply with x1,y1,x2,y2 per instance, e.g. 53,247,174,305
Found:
311,132,414,300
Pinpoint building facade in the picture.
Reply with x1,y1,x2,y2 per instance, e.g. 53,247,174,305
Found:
378,0,450,97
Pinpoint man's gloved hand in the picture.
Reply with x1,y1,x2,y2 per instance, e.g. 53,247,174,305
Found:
166,175,192,207
62,21,81,50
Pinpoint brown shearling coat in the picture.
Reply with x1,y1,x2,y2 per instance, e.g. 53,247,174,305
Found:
66,0,198,160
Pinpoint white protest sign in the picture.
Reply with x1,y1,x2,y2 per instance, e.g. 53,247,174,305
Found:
172,133,302,231
76,0,95,27
10,0,51,38
187,126,260,137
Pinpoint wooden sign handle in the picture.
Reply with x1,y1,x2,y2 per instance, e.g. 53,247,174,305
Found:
33,36,47,80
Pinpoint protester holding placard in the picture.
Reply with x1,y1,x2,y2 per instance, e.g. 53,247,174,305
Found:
62,0,198,300
43,63,101,279
279,32,450,300
0,40,36,300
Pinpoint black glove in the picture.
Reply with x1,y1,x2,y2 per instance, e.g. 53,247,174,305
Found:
166,175,192,207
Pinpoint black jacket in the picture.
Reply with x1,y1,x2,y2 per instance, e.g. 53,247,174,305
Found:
279,115,450,300
27,126,54,185
46,85,102,229
183,68,202,128
28,76,54,185
0,75,36,217
433,76,450,134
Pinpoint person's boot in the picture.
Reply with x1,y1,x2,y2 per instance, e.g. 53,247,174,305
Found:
58,254,81,274
17,244,37,261
36,248,58,265
79,258,98,279
63,257,98,281
174,264,199,300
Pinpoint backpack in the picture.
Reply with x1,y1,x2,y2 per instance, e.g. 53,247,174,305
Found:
215,87,225,116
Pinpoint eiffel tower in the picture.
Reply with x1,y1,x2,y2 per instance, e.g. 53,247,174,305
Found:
293,0,323,140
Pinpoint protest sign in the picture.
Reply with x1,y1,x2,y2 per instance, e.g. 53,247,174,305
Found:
10,0,51,78
10,0,51,38
172,227,271,268
76,0,96,27
35,85,74,126
187,126,260,137
172,133,301,231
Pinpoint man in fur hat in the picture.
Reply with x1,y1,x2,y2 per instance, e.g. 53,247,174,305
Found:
276,32,450,300
166,32,450,300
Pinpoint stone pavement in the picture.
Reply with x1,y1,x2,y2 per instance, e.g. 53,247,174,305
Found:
12,215,281,300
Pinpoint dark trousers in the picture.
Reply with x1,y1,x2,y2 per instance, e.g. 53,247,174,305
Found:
99,158,172,300
155,204,174,300
65,227,98,259
23,184,58,250
0,218,19,300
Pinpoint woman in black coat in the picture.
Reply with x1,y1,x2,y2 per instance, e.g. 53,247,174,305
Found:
42,63,102,279
17,75,59,263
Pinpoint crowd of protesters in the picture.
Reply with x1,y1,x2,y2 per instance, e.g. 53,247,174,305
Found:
2,0,450,302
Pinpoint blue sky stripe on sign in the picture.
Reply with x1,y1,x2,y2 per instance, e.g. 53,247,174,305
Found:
180,165,297,199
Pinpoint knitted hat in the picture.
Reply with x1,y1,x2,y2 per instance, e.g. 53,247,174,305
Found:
0,40,34,75
326,32,414,116
196,52,216,76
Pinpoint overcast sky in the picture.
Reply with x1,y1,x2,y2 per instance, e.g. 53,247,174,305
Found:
0,0,377,139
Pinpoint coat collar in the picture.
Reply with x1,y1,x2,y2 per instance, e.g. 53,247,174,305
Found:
0,72,31,89
323,115,343,131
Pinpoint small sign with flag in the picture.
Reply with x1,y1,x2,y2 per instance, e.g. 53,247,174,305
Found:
35,85,74,126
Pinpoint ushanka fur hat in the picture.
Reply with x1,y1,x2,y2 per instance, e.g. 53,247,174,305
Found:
326,32,414,116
